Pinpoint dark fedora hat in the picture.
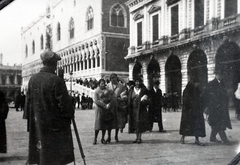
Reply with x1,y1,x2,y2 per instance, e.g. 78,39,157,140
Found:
40,50,61,62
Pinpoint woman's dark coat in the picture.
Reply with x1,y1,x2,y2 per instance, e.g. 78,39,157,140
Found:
24,67,75,165
180,81,206,137
204,78,232,129
128,86,149,133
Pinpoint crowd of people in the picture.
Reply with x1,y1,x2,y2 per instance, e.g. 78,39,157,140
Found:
93,70,233,146
93,73,168,145
0,50,236,164
69,92,94,110
162,92,180,112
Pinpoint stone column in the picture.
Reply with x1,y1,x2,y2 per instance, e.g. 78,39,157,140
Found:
5,75,10,85
0,75,2,85
129,63,134,81
14,74,18,85
159,58,166,94
142,62,148,88
180,54,189,95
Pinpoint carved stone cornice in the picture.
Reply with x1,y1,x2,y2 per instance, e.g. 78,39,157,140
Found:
125,0,154,12
148,5,161,14
166,0,180,6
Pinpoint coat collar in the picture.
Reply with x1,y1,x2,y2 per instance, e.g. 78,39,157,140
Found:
40,66,56,74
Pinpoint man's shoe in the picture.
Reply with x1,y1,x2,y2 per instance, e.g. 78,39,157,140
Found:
159,130,166,133
210,138,222,143
223,140,231,145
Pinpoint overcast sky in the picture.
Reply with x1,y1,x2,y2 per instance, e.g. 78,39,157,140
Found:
0,0,48,65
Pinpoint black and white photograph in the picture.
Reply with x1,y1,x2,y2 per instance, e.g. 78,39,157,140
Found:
0,0,240,164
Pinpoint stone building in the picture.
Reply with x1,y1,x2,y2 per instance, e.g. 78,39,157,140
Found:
0,54,22,102
125,0,240,106
21,0,130,97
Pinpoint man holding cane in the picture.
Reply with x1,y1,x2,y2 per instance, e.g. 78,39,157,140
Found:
24,50,75,165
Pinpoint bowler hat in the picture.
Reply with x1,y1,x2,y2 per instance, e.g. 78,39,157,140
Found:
40,50,61,62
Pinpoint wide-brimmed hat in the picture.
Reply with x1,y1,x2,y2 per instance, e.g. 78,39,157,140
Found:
40,50,61,62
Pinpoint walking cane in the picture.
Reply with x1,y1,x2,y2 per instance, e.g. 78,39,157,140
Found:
72,118,86,165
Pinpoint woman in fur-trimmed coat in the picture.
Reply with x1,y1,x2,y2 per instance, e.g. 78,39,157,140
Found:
128,78,150,144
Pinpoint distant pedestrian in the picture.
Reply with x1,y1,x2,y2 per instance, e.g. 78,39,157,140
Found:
172,92,179,112
180,77,205,146
128,77,150,143
23,50,75,164
93,79,113,145
149,81,166,132
15,90,21,111
81,93,87,110
204,67,232,144
0,90,9,153
76,93,80,109
162,93,167,112
88,96,93,109
20,92,26,111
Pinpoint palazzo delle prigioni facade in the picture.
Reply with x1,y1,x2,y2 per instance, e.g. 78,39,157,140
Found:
0,64,22,102
125,0,240,107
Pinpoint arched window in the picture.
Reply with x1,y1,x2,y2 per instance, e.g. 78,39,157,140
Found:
32,40,35,54
86,7,94,30
57,22,61,40
25,45,28,58
69,18,74,39
110,4,125,27
40,34,44,50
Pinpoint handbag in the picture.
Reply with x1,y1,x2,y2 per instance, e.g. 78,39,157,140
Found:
0,101,9,120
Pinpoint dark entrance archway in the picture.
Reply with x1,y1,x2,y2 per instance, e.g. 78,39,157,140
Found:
165,55,182,99
215,41,240,107
187,49,208,91
147,59,160,89
132,62,143,80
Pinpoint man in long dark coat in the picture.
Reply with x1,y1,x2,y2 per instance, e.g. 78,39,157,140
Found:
149,81,166,132
23,50,75,165
0,90,9,153
204,68,232,144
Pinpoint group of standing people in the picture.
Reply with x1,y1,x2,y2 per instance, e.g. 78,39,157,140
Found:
180,68,232,146
93,74,166,144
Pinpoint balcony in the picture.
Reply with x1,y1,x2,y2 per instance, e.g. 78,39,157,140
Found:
193,25,205,36
170,34,179,43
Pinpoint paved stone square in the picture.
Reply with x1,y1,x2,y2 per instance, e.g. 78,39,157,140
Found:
1,108,240,165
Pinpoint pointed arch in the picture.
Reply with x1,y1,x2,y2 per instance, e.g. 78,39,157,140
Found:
32,40,35,55
40,34,44,50
86,6,94,30
110,3,127,27
57,22,61,41
25,45,28,58
69,18,74,39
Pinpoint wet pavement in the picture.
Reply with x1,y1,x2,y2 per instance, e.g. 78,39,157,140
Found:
1,107,240,165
